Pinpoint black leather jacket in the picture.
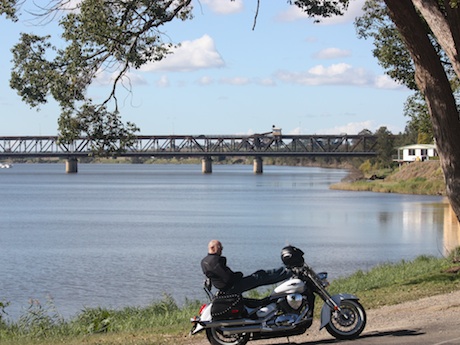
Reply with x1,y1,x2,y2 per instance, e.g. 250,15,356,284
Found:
201,253,243,291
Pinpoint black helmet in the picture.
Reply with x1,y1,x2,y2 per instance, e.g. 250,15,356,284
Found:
281,246,304,268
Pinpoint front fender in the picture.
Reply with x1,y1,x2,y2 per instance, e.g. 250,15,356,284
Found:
320,293,359,330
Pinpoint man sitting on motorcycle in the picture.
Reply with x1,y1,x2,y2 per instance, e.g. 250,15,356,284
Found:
201,239,292,294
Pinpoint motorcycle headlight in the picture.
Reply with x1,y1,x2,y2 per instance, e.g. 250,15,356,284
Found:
317,272,330,287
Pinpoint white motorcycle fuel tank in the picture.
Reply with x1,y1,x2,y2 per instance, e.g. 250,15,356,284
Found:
271,278,306,297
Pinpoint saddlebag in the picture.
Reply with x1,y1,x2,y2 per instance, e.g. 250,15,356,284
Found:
211,293,245,320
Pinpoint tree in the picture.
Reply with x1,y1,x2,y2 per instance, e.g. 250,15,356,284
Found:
355,0,418,89
384,0,460,221
404,92,434,144
293,0,460,221
374,126,395,167
1,0,193,149
355,1,460,144
355,0,434,144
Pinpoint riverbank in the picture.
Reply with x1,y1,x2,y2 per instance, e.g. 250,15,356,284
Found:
331,161,446,196
2,252,460,345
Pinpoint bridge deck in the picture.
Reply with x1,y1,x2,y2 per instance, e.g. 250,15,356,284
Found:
0,134,378,158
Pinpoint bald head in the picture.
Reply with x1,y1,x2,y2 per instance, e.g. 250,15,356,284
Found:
208,240,223,255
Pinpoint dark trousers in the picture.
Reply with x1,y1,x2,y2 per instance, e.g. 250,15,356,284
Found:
227,267,292,294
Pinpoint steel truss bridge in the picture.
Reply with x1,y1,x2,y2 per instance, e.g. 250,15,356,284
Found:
0,134,378,173
0,134,378,158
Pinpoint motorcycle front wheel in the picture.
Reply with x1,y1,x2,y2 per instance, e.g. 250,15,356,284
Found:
206,328,250,345
325,299,366,340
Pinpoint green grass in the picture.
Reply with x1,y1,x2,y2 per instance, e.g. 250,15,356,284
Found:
328,254,460,308
331,178,446,195
0,296,204,345
1,252,460,345
331,161,446,196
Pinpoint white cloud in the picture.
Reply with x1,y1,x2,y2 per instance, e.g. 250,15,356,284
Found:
197,76,214,85
57,0,81,12
276,0,365,25
320,121,374,134
319,0,366,25
120,72,148,86
219,77,251,85
275,63,406,89
305,36,318,43
141,35,225,72
257,77,276,86
309,63,351,76
314,48,351,59
93,71,112,86
289,127,303,135
94,70,147,87
200,0,244,14
374,75,405,89
275,6,309,22
235,129,257,136
156,75,170,87
276,63,371,86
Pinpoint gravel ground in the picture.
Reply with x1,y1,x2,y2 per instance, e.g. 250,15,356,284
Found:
185,289,460,345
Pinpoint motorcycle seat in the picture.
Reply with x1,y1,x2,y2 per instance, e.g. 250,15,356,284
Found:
243,296,271,308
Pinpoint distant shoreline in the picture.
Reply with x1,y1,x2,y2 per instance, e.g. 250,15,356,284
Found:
331,161,446,196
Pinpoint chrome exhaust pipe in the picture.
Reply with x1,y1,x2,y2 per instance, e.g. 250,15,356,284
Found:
202,318,261,328
219,323,297,335
220,324,264,335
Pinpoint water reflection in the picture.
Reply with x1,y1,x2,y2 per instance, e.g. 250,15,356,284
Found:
378,212,391,224
444,203,460,254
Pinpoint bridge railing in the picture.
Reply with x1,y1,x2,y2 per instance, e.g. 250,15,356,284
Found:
0,134,378,158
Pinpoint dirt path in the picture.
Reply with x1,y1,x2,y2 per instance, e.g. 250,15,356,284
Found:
185,289,460,345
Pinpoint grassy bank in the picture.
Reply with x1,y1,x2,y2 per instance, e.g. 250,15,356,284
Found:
0,296,204,345
2,251,460,345
331,161,446,195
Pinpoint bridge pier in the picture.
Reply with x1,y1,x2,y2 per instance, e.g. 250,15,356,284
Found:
202,157,212,174
65,157,78,173
253,157,263,174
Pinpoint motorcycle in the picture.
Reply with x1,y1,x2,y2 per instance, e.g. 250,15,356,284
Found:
190,246,366,345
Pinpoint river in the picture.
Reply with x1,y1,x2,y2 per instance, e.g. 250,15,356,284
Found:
0,163,456,320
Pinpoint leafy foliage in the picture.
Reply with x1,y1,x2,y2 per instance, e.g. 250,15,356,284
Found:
3,0,193,152
290,0,349,19
403,92,434,144
57,103,140,156
374,126,395,167
355,0,418,90
0,0,18,21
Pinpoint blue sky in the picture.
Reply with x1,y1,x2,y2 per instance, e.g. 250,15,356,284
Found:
0,0,413,136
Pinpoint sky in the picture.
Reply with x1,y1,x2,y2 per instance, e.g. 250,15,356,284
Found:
0,0,413,136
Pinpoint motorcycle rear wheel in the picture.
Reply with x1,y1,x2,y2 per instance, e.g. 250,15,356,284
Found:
205,328,250,345
325,299,366,340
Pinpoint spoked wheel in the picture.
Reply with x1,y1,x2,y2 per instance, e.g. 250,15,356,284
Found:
325,299,366,340
205,328,250,345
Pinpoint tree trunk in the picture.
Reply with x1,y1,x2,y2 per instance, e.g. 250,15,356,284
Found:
385,0,460,221
411,0,460,79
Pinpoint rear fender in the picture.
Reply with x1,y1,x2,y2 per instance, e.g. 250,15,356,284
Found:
190,303,212,335
320,293,359,330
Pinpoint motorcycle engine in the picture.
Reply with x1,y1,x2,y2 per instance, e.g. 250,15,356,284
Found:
270,294,307,327
286,293,304,310
277,293,305,314
275,313,298,326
